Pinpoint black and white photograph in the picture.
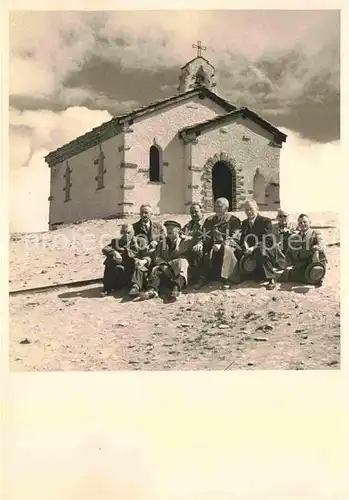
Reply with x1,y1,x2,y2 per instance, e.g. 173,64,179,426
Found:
9,9,340,371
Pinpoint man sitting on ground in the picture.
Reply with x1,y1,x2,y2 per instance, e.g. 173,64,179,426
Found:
272,208,297,270
196,197,241,287
142,220,193,301
133,204,165,255
237,199,276,290
283,213,327,286
181,202,205,284
101,224,150,297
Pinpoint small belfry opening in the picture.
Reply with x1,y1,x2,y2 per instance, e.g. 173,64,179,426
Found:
212,161,236,211
149,143,163,182
177,40,216,93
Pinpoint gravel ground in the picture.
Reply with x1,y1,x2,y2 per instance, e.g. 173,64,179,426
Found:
9,211,340,371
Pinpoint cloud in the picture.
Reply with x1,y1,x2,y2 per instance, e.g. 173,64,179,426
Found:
59,87,139,114
279,127,340,213
9,11,339,132
9,109,340,234
8,11,340,232
9,106,113,233
9,11,102,99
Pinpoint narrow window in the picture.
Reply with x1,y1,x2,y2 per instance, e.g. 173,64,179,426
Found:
253,169,266,206
149,144,163,182
63,162,72,202
95,150,106,190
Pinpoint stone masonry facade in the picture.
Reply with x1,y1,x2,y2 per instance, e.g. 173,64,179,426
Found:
45,79,285,228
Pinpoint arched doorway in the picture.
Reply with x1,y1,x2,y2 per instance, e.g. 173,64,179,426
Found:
212,161,235,211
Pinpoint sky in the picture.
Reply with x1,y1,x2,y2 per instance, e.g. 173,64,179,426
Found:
3,373,349,499
9,10,340,232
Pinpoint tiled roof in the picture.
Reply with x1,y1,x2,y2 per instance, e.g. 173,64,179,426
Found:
44,87,235,166
179,107,287,143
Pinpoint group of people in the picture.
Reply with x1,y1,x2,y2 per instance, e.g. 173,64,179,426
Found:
101,199,327,300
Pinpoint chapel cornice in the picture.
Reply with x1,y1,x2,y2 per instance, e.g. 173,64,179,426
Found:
44,87,235,167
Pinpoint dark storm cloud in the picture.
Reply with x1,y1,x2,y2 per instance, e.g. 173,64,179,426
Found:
10,10,340,143
65,57,179,106
62,44,339,143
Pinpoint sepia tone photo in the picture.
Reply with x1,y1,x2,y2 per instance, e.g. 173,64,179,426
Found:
9,9,340,371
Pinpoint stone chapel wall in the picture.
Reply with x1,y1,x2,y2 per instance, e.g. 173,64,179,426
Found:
122,96,226,214
48,134,124,228
192,117,281,211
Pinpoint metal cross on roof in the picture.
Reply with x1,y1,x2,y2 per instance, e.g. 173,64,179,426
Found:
192,40,207,57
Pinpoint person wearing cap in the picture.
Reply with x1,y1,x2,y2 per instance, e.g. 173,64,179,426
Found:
282,213,327,286
237,199,276,290
101,224,150,296
141,220,193,300
181,203,205,284
195,197,241,288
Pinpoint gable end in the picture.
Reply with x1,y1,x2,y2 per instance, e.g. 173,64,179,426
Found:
44,87,236,167
179,107,287,144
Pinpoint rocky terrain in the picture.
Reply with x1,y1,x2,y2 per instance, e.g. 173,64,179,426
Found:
9,211,340,371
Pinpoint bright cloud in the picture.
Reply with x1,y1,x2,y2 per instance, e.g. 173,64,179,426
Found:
9,11,339,104
8,11,340,233
280,128,340,213
9,105,340,234
9,107,113,233
9,11,101,98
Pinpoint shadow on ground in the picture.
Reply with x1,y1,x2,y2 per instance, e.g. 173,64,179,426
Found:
56,279,317,302
58,286,127,300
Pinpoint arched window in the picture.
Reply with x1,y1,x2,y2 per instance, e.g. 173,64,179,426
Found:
94,149,106,190
253,169,266,206
149,144,163,182
63,162,72,202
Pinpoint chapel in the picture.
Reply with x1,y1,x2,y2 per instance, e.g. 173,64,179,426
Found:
45,41,287,230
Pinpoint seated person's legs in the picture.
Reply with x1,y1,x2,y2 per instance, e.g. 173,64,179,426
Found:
102,264,127,294
210,246,225,281
187,250,203,284
142,265,163,299
128,263,148,296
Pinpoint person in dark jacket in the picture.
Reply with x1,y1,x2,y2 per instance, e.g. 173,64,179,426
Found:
142,220,194,300
101,224,150,297
132,204,166,254
237,199,276,290
195,197,241,287
181,202,205,283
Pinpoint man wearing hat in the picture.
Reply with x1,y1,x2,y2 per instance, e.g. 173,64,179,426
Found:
141,220,193,300
283,213,327,286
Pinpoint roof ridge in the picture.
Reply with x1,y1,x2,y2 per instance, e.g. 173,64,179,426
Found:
179,106,287,142
181,56,215,70
45,87,235,165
